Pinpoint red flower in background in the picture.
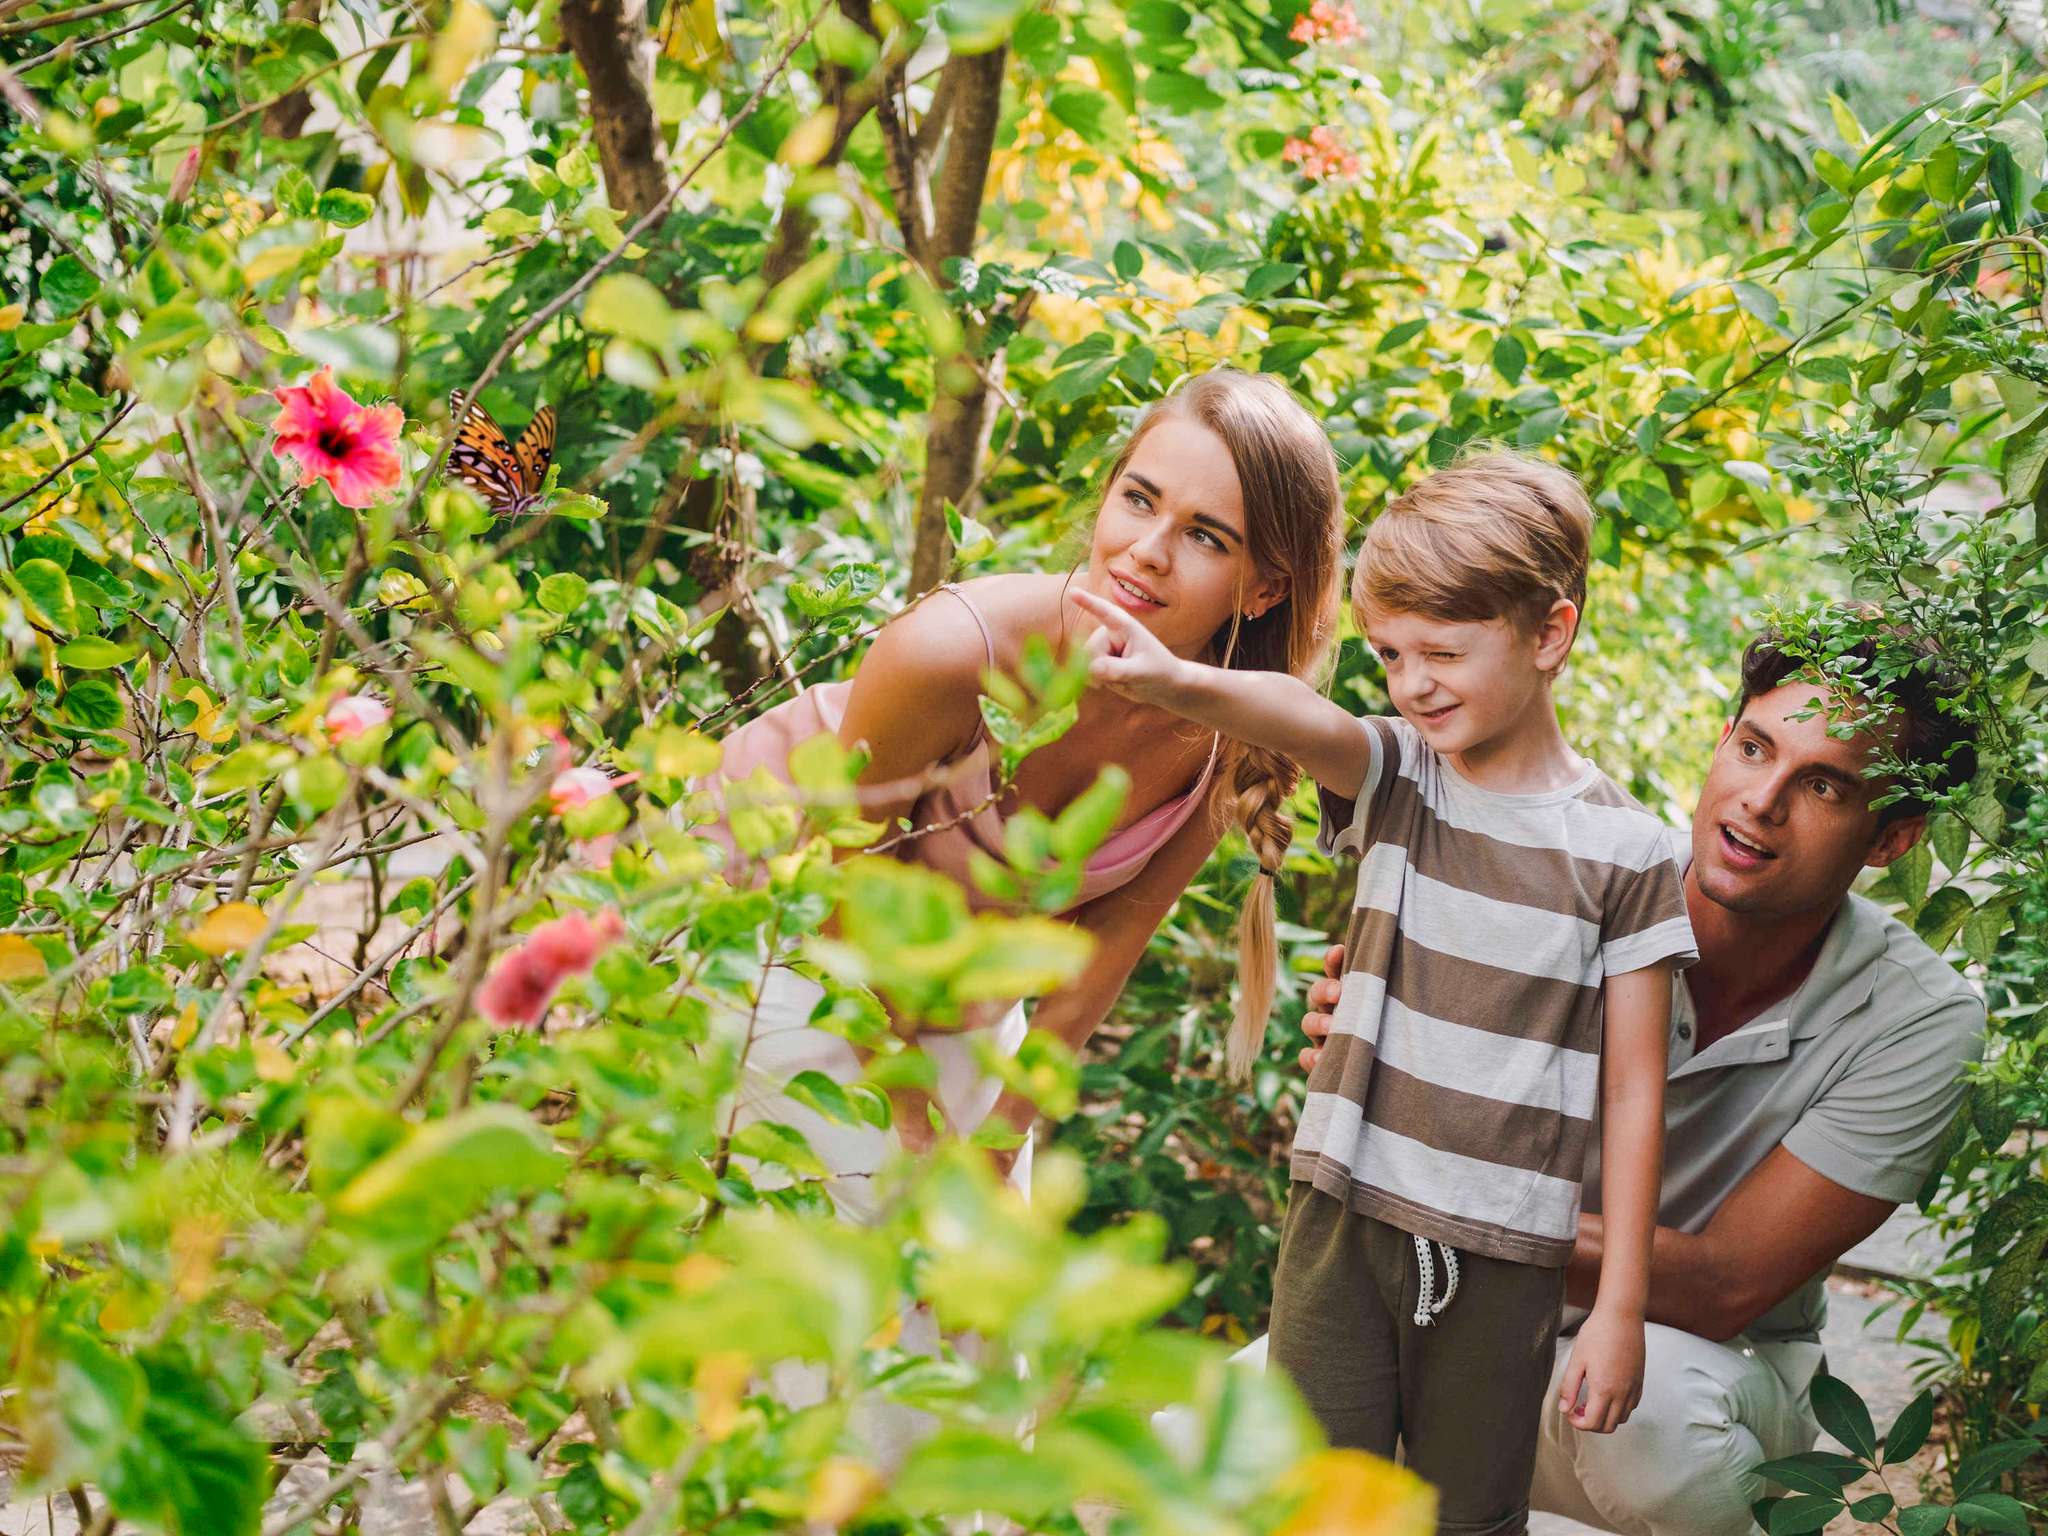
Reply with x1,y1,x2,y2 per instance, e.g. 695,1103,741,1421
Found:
1290,0,1361,45
477,909,625,1028
271,367,404,508
1282,126,1363,183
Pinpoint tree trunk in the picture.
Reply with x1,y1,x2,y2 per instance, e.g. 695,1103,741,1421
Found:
559,0,670,219
909,46,1006,596
261,0,326,139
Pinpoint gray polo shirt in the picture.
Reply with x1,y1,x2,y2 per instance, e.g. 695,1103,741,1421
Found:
1578,832,1985,1345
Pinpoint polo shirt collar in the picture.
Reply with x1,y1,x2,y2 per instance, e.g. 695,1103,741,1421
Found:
1666,832,1885,1078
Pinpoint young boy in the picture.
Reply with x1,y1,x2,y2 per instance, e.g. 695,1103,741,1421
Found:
1072,450,1693,1532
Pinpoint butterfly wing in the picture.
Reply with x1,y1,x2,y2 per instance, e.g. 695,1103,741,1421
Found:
446,390,524,511
513,404,556,500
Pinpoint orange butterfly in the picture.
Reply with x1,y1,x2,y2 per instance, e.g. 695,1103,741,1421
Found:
447,390,556,516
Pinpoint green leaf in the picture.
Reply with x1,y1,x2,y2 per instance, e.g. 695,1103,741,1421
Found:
57,637,136,668
1112,240,1143,281
585,273,673,339
1850,1494,1897,1522
1955,1440,2046,1499
1754,1455,1861,1496
12,557,81,633
1961,897,2013,968
1914,885,1973,953
1809,1373,1877,1461
40,254,100,317
334,1105,564,1243
1769,1493,1844,1534
1899,1504,1952,1536
937,0,1036,51
1983,1233,2045,1341
1954,1493,2030,1535
1515,407,1568,447
1048,84,1113,142
1976,1181,2048,1262
1142,68,1224,112
537,572,588,615
1884,1389,1936,1464
126,302,210,362
1492,332,1527,384
1730,281,1782,325
316,188,376,227
1243,261,1304,300
1973,1078,2020,1150
1049,767,1129,864
62,677,124,731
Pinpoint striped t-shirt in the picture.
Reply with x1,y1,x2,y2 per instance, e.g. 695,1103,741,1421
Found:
1298,716,1698,1266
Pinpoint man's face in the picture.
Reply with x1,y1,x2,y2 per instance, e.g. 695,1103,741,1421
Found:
1690,678,1926,921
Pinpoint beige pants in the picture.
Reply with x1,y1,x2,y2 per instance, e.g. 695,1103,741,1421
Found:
1532,1323,1821,1536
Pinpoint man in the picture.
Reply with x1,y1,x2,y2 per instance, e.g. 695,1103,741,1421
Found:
1291,626,1985,1534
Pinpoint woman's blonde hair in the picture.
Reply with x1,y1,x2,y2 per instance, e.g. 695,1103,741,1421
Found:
1357,448,1592,648
1101,369,1345,1080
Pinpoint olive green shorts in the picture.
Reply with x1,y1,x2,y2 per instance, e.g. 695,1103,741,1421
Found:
1269,1183,1566,1536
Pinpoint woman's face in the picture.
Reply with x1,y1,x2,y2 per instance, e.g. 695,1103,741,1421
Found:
1082,414,1283,659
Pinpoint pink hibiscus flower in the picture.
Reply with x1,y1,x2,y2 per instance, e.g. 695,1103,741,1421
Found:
477,909,626,1028
271,367,404,508
1282,126,1363,183
1290,0,1361,44
324,693,391,742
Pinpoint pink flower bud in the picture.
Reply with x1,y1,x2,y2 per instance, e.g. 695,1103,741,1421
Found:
325,694,391,742
168,145,201,206
476,909,626,1028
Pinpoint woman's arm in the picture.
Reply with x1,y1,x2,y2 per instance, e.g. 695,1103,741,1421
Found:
834,591,993,823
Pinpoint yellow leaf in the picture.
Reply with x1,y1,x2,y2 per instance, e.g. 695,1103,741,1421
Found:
0,934,47,983
0,303,23,331
806,1458,883,1526
655,725,723,780
170,1002,199,1050
189,901,267,956
694,1351,751,1442
429,0,497,94
252,1037,295,1082
172,1212,227,1302
1274,1450,1437,1536
778,106,837,168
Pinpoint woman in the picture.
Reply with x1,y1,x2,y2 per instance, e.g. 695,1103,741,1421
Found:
709,368,1345,1217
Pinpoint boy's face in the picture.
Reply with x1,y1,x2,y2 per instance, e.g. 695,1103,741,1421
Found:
1361,604,1570,758
1689,679,1924,920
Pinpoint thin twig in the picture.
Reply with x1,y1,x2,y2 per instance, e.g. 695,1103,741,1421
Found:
0,398,134,519
12,0,190,70
0,0,155,35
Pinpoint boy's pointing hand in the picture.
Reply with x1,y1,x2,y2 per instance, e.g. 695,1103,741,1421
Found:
1069,587,1192,710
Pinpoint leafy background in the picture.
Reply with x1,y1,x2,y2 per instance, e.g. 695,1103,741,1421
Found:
2,0,2048,1529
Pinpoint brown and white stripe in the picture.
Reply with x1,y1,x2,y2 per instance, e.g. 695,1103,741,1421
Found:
1296,716,1697,1267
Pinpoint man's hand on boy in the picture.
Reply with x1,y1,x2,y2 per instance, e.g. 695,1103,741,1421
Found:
1299,943,1344,1071
1557,1307,1645,1434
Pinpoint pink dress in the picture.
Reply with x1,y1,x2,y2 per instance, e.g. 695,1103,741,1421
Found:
709,584,1218,1217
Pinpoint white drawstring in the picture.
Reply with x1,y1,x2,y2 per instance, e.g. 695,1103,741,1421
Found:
1413,1235,1461,1326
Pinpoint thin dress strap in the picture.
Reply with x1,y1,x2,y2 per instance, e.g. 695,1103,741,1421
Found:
932,583,997,759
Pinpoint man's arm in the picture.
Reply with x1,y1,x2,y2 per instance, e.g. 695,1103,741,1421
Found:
1565,1145,1895,1341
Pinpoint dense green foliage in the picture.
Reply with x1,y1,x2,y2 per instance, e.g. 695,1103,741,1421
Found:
2,0,2046,1527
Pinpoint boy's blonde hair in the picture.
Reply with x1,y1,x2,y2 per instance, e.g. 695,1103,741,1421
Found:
1356,449,1592,645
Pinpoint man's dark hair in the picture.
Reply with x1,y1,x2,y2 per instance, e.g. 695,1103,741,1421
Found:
1735,624,1979,825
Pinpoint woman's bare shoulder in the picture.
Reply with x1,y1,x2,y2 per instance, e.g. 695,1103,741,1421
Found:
943,573,1071,666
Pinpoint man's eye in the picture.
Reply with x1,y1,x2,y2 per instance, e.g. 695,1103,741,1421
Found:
1740,740,1761,758
1811,779,1836,800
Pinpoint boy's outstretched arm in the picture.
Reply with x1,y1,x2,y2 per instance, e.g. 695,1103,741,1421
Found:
1556,962,1672,1434
1070,587,1371,798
